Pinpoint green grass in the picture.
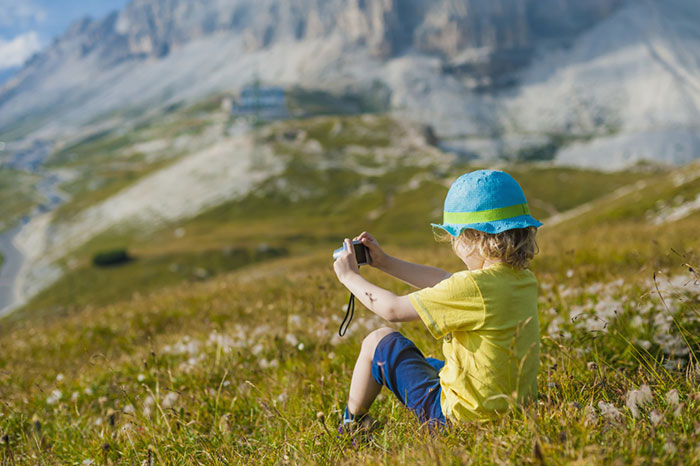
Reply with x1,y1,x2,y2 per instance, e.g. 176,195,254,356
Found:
2,113,699,463
1,234,698,463
18,245,287,319
0,168,41,232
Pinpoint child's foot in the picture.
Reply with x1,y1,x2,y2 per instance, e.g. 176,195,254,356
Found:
337,407,382,437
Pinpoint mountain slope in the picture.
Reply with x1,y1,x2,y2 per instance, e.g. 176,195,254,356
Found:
4,0,699,168
504,0,700,169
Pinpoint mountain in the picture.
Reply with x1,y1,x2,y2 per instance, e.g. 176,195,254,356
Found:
1,0,699,168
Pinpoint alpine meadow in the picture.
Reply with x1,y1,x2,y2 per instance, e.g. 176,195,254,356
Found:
1,109,700,463
2,0,700,464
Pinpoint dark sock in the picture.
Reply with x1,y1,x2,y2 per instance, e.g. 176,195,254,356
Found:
343,406,369,424
343,406,355,424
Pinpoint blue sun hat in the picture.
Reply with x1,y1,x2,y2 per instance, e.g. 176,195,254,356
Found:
432,170,543,236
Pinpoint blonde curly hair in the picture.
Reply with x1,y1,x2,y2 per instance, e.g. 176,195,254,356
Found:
437,227,539,270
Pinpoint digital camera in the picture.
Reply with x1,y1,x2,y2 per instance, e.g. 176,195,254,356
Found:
333,240,370,266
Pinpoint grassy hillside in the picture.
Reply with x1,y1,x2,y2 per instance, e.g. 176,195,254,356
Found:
1,113,700,463
0,168,40,232
14,115,659,318
0,213,698,463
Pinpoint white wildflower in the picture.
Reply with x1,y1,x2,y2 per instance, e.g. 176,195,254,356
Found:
123,404,135,415
173,337,200,356
162,392,179,409
327,352,335,360
269,359,279,368
637,302,654,316
650,410,663,425
252,343,264,356
288,314,302,326
665,389,681,416
93,417,103,426
177,352,205,372
84,387,93,396
637,340,652,350
252,324,271,338
46,389,62,405
237,382,251,395
626,385,653,418
330,334,342,346
584,404,597,425
285,333,299,346
584,315,607,332
597,401,621,422
630,315,644,329
142,396,154,418
558,286,579,298
664,442,677,455
297,342,305,351
566,269,574,278
276,392,288,405
585,282,605,295
595,296,619,321
665,389,679,406
137,374,146,382
82,460,94,466
55,374,64,382
208,332,236,352
71,391,79,402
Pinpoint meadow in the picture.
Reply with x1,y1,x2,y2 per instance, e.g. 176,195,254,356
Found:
0,168,40,233
1,111,699,464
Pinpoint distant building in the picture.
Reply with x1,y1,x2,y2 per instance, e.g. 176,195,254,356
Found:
232,83,289,120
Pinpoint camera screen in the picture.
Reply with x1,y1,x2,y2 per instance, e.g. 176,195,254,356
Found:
353,242,368,265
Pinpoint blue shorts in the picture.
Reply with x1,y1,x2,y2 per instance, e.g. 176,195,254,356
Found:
371,331,446,425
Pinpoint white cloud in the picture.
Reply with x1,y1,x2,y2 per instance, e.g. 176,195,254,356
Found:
0,32,42,70
0,0,47,26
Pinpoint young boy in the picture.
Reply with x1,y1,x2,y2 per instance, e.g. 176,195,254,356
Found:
333,169,542,427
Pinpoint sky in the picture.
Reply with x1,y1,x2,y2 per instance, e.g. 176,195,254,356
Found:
0,0,129,76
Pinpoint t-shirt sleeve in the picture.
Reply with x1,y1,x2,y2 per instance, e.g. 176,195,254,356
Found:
408,272,485,339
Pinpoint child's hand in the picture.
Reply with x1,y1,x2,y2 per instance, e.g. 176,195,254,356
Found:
353,232,387,268
333,238,359,282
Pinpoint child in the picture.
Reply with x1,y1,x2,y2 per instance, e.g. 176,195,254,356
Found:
333,169,542,428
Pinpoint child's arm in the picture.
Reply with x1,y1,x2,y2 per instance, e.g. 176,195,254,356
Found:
334,239,420,323
355,232,451,289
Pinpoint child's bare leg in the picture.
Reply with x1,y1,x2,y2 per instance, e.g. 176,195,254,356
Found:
347,327,397,416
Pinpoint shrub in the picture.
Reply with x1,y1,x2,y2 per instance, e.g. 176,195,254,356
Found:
92,248,131,267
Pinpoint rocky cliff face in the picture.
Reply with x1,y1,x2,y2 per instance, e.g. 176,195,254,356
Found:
2,0,623,116
46,0,624,66
2,0,699,169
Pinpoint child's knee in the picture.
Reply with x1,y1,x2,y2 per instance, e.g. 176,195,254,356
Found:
362,327,397,355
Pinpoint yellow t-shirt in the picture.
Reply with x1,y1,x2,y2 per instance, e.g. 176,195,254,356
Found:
408,263,540,421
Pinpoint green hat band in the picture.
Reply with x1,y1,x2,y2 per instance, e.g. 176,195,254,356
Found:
443,203,530,224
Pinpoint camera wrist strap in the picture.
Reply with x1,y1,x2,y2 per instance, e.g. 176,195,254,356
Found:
338,293,355,337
